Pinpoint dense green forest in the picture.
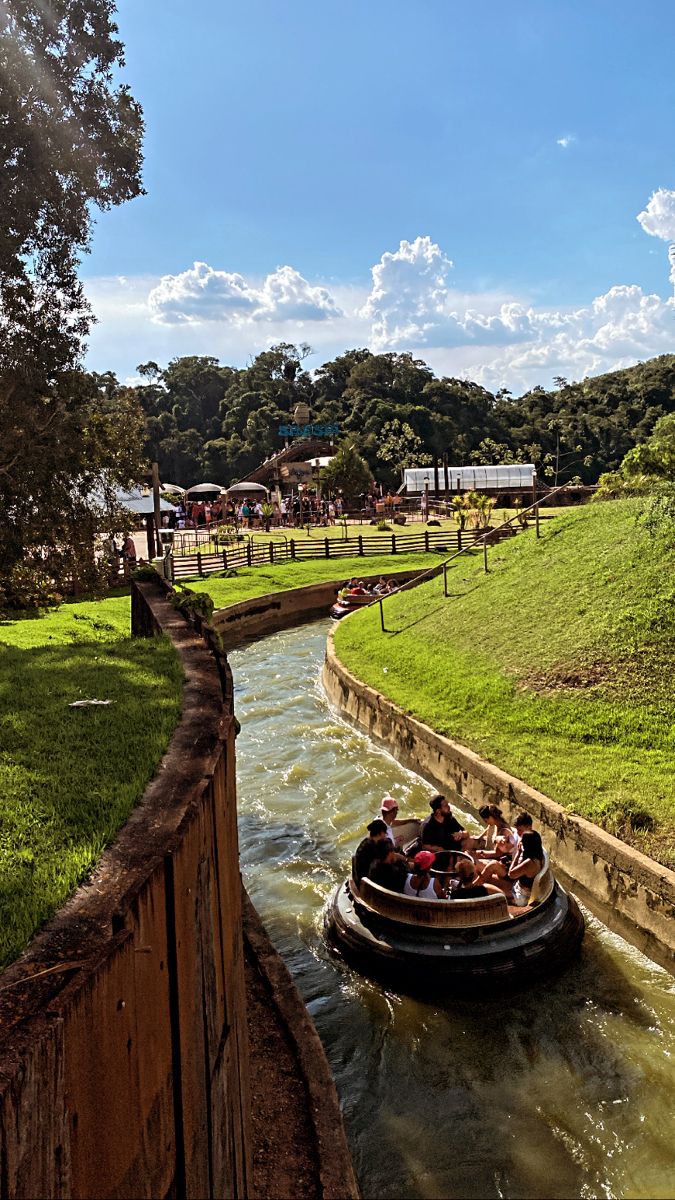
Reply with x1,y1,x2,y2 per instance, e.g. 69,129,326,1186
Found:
125,345,675,490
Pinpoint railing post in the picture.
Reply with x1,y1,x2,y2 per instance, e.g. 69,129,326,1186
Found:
443,562,448,597
424,529,429,552
325,537,330,558
246,541,252,567
457,530,462,552
197,551,203,577
358,535,363,556
290,539,296,561
222,550,227,571
391,534,396,555
535,503,540,538
483,535,488,573
379,598,385,632
269,541,274,563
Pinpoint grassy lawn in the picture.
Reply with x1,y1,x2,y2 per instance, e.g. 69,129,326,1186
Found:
0,591,183,968
333,500,675,867
185,552,443,607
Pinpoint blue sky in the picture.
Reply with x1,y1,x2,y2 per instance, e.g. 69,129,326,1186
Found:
84,0,675,392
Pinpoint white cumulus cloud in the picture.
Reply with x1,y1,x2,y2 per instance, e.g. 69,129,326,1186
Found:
636,188,675,241
556,135,574,149
362,236,537,349
148,262,258,325
254,265,342,321
637,188,675,290
86,215,675,394
147,260,341,325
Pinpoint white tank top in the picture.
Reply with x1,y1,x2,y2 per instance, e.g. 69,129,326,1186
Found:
404,874,438,900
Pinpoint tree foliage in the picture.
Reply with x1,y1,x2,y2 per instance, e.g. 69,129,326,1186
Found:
321,444,373,503
0,371,147,591
130,347,675,496
0,0,144,387
0,0,145,599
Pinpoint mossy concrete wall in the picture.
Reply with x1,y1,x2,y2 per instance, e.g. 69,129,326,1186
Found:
323,635,675,975
212,568,439,650
0,584,251,1198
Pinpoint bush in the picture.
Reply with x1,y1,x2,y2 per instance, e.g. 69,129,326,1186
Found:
377,521,392,532
170,586,215,624
0,564,62,613
131,563,160,582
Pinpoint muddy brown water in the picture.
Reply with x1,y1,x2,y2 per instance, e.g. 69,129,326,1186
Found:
231,618,675,1200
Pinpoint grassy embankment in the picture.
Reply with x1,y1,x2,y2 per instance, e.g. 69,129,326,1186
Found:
0,592,183,967
184,552,442,607
333,499,675,867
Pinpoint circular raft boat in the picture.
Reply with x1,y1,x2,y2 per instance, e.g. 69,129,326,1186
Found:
325,850,584,993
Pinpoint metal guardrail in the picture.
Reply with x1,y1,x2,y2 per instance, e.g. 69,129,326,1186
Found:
373,484,571,632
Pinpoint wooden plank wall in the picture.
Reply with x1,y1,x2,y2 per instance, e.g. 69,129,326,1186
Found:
0,584,251,1199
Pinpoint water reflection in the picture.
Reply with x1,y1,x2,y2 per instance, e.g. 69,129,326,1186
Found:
231,619,675,1200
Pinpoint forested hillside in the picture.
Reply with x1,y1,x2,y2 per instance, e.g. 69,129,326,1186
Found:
126,345,675,489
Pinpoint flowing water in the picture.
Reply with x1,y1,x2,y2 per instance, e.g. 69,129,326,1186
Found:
231,619,675,1200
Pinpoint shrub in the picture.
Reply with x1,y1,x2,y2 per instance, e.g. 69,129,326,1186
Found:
170,586,215,624
0,564,62,613
131,563,160,582
377,521,392,532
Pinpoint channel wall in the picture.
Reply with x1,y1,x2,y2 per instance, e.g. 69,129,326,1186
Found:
0,581,359,1199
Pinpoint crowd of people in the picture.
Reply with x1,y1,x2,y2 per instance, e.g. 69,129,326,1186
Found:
171,488,409,532
353,795,545,910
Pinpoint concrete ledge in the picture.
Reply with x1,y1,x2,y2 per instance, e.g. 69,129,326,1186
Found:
242,892,360,1200
322,634,675,975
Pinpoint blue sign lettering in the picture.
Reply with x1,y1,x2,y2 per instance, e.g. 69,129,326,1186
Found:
278,423,340,438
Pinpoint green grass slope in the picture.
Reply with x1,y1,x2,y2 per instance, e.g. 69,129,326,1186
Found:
333,500,675,867
0,593,183,967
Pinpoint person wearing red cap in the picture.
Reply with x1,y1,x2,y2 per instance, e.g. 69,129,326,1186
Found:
404,851,446,900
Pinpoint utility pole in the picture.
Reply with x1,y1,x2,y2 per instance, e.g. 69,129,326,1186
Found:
151,461,161,559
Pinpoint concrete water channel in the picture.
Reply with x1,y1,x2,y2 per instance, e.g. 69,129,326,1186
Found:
231,617,675,1200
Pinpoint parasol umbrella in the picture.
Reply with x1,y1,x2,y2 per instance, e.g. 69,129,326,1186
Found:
185,482,225,496
161,482,186,494
225,482,269,496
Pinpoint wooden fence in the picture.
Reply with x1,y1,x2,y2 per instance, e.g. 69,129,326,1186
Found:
168,526,515,581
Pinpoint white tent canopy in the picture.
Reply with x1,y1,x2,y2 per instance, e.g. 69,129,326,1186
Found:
186,482,225,496
226,482,269,495
116,488,177,515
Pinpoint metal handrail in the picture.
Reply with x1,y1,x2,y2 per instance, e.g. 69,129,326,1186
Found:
373,484,571,631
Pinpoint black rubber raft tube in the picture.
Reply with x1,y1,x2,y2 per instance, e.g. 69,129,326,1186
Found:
325,877,584,994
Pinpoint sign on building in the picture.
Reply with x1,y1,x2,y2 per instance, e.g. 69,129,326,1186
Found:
280,462,314,484
278,422,340,438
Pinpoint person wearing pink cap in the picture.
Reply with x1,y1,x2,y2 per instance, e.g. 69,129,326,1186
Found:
404,851,446,900
380,794,400,844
